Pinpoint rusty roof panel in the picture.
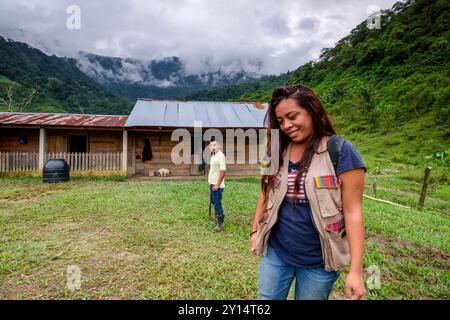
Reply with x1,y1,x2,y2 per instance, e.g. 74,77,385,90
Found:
0,112,128,128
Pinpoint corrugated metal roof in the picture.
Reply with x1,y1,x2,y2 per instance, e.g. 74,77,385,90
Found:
125,99,268,128
0,112,128,128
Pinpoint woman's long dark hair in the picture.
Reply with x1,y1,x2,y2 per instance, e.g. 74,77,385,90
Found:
262,84,336,202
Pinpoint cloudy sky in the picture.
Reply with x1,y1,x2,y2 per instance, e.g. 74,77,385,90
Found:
0,0,398,75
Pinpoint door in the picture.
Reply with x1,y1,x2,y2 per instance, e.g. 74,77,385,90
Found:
46,135,67,153
68,135,87,153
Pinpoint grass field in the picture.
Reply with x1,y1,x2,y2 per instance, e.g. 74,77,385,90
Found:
0,175,448,300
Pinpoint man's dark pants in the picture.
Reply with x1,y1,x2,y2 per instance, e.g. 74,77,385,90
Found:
209,184,224,221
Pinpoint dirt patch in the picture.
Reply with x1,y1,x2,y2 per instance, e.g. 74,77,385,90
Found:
0,185,72,214
366,233,449,299
367,233,449,272
0,227,138,299
329,234,449,300
113,251,140,262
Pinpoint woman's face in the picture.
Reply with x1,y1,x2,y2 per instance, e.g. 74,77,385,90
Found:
275,98,314,144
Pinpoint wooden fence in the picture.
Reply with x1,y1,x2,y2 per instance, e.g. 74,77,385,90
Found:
45,152,123,171
0,152,38,172
0,152,122,172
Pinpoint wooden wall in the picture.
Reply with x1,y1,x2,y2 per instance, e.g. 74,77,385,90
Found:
88,131,122,153
135,131,191,176
0,128,39,152
0,128,123,154
45,129,122,153
223,142,261,176
133,130,261,177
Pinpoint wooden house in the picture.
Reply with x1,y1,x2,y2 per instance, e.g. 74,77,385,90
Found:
0,112,128,173
0,99,268,177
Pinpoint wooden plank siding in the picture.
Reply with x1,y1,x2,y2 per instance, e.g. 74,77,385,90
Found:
0,128,123,153
0,128,39,152
44,129,123,154
89,131,123,153
133,130,262,177
137,132,191,176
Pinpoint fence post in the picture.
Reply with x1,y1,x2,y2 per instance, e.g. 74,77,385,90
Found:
82,153,85,171
38,128,46,173
122,130,128,174
373,177,377,198
418,166,432,211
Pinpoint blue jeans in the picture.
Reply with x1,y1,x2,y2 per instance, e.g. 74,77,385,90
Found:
209,184,224,218
258,245,339,300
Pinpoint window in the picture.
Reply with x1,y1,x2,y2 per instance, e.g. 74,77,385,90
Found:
19,135,28,145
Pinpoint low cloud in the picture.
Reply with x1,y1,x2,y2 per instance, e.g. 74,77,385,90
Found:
0,0,398,75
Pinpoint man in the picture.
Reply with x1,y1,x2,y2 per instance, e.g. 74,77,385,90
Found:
208,140,226,232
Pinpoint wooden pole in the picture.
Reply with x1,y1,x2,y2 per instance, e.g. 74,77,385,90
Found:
122,129,128,174
38,128,46,174
363,194,410,209
373,177,377,199
418,166,432,211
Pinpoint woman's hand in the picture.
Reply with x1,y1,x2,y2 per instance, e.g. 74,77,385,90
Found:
249,232,257,254
345,271,366,300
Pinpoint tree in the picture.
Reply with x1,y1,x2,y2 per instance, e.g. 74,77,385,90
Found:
0,81,36,112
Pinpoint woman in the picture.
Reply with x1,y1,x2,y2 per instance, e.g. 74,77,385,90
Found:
250,84,367,300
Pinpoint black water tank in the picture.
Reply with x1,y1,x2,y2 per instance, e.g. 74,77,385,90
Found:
43,159,70,183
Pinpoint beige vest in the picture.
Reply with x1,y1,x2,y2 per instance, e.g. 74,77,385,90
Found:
255,136,350,271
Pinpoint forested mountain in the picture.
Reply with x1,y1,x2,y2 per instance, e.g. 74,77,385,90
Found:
0,36,132,115
185,72,293,101
1,0,448,158
0,38,263,114
76,52,262,100
188,0,449,133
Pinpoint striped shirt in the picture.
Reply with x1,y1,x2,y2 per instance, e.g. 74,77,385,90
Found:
286,164,308,203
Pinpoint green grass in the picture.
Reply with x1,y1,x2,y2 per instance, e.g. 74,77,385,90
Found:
341,118,450,214
0,176,448,299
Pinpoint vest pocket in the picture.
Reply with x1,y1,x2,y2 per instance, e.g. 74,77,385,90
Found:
313,175,342,218
315,188,342,217
327,230,350,270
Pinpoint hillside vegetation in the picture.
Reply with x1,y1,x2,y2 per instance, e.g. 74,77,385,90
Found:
0,37,132,115
194,0,449,127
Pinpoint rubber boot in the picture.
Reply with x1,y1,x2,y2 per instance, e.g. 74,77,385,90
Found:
214,216,224,232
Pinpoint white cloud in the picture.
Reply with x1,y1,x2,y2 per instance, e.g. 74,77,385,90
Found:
0,0,398,75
